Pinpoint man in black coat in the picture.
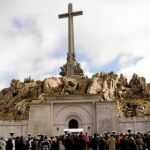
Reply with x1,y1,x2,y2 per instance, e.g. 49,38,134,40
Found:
91,133,99,150
17,136,28,150
144,133,150,150
6,138,13,150
64,134,74,150
99,135,108,150
76,134,87,150
128,137,138,150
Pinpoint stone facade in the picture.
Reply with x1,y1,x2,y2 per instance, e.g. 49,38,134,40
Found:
28,95,118,136
0,95,149,137
0,120,27,137
119,116,150,134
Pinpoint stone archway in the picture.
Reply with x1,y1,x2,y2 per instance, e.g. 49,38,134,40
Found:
53,104,93,135
65,115,83,129
69,119,78,129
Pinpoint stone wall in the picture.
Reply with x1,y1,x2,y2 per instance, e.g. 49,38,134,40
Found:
96,102,119,133
28,104,51,136
0,120,28,137
0,117,149,137
27,99,119,136
119,116,150,134
0,99,149,137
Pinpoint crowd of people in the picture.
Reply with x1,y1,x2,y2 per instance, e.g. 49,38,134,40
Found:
0,131,150,150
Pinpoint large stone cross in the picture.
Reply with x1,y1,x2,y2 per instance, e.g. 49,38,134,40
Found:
58,3,84,77
58,3,83,61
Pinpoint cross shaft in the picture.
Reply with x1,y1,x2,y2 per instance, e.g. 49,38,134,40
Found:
58,3,83,62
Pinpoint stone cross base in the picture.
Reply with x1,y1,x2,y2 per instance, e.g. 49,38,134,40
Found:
60,60,84,77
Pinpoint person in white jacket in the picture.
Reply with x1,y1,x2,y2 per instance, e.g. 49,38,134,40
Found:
0,137,6,150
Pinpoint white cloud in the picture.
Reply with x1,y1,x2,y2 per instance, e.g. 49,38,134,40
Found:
76,0,150,65
118,57,150,83
0,0,150,89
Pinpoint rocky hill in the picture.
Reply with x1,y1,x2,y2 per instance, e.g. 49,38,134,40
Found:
0,72,150,120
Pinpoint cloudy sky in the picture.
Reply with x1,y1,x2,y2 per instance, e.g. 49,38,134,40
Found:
0,0,150,89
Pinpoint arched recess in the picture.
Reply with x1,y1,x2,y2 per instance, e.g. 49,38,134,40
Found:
69,119,78,128
54,104,92,125
65,114,83,128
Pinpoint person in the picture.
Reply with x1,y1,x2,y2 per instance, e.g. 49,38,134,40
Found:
91,133,99,150
0,137,6,150
107,134,116,150
64,133,74,150
15,137,20,150
25,138,30,150
99,135,108,150
135,134,144,150
128,136,138,150
40,136,51,150
51,137,59,150
76,134,87,150
119,135,130,150
17,136,28,150
59,136,65,150
31,137,39,150
144,132,150,150
6,138,13,150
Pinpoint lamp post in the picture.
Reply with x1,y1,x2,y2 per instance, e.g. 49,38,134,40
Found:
28,133,31,139
112,131,116,135
127,128,132,135
10,132,14,138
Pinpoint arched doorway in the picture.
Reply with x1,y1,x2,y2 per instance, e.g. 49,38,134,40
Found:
68,119,79,129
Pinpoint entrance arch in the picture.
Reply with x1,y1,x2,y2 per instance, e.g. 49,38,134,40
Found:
65,114,83,129
69,119,78,129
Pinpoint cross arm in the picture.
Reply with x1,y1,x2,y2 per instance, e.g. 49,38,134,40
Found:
58,11,83,19
71,11,83,16
58,13,69,19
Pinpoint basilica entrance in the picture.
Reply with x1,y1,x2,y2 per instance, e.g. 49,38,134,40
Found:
68,119,79,129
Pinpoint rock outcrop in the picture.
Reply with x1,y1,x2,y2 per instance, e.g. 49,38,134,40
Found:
87,72,118,101
129,73,150,97
43,77,62,94
0,72,150,119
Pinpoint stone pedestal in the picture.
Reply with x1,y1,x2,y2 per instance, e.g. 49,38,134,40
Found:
60,60,84,77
